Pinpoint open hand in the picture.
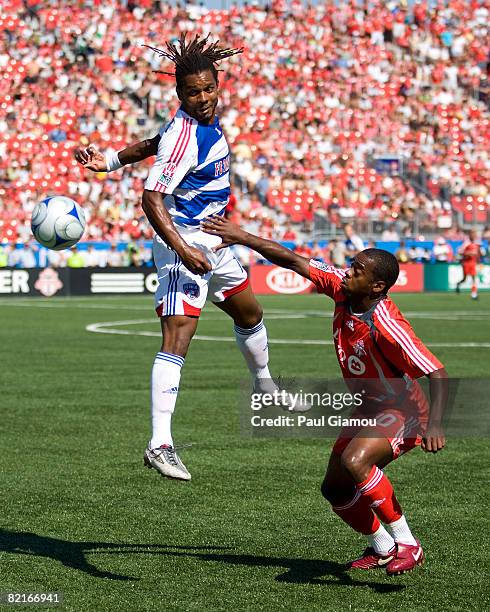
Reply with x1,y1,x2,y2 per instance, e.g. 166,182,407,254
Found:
74,145,107,172
201,216,247,251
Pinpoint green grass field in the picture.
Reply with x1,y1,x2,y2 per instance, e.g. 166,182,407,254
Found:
0,293,489,611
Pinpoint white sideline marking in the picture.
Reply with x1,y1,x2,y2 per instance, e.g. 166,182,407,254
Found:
85,319,490,348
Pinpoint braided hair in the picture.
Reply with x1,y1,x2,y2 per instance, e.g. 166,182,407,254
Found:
143,33,243,89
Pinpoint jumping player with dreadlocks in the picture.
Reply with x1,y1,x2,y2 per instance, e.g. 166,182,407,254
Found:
75,34,280,481
202,215,448,576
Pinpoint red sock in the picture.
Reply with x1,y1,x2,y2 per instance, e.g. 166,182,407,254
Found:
356,466,403,524
332,491,380,535
471,283,478,298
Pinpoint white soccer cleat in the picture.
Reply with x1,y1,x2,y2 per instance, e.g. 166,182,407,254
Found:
144,444,191,481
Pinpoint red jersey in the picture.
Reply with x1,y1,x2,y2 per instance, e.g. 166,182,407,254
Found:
309,260,443,415
460,241,481,263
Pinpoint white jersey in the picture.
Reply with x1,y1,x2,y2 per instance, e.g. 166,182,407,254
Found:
144,108,230,227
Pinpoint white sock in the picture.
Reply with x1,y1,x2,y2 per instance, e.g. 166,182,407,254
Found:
388,515,417,546
367,524,396,555
150,352,184,449
234,319,274,391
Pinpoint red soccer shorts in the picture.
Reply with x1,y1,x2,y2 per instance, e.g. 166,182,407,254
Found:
332,408,425,459
463,261,477,277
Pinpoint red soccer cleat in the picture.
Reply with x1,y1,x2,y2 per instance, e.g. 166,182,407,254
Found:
386,541,424,576
347,546,396,570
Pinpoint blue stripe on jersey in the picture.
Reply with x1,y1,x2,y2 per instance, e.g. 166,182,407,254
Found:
196,122,223,166
173,187,230,219
179,159,229,190
173,208,226,227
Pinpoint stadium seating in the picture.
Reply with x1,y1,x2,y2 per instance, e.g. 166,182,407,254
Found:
0,0,488,246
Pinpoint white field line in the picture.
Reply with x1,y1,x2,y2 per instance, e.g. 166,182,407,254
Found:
0,300,489,320
85,319,490,348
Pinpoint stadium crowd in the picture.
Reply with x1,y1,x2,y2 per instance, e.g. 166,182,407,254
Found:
0,0,489,252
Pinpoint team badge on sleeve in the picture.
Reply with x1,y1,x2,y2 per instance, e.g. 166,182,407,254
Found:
158,162,177,187
310,260,335,273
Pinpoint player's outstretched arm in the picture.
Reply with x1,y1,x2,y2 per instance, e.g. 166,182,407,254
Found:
201,216,311,279
142,190,211,276
422,367,449,453
74,135,161,172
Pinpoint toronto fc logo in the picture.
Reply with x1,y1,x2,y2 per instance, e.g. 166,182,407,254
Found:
353,340,366,357
34,268,63,297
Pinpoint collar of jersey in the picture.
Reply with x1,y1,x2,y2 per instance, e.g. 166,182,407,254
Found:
348,296,386,322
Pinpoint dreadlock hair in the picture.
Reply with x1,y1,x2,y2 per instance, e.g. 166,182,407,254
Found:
143,33,243,89
362,248,400,293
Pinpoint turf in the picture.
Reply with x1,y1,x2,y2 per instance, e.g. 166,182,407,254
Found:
0,293,489,611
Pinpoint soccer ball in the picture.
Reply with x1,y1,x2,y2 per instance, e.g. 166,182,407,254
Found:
31,196,86,250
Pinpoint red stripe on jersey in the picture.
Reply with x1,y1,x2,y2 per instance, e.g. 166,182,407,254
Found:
379,301,437,372
172,118,192,167
376,302,437,374
376,304,432,374
169,118,190,167
161,118,191,194
166,117,190,166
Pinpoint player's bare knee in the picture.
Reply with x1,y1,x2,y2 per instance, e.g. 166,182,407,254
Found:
254,302,264,321
235,304,263,328
340,450,370,482
163,338,191,357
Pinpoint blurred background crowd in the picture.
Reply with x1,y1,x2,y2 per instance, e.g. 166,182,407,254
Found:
0,0,489,267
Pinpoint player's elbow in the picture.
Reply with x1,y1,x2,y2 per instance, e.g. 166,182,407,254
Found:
290,255,311,279
148,134,160,156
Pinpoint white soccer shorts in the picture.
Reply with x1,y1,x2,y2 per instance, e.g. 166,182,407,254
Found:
153,227,249,317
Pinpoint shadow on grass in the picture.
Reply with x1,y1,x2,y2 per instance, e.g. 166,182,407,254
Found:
0,529,225,581
0,529,404,592
115,548,405,592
